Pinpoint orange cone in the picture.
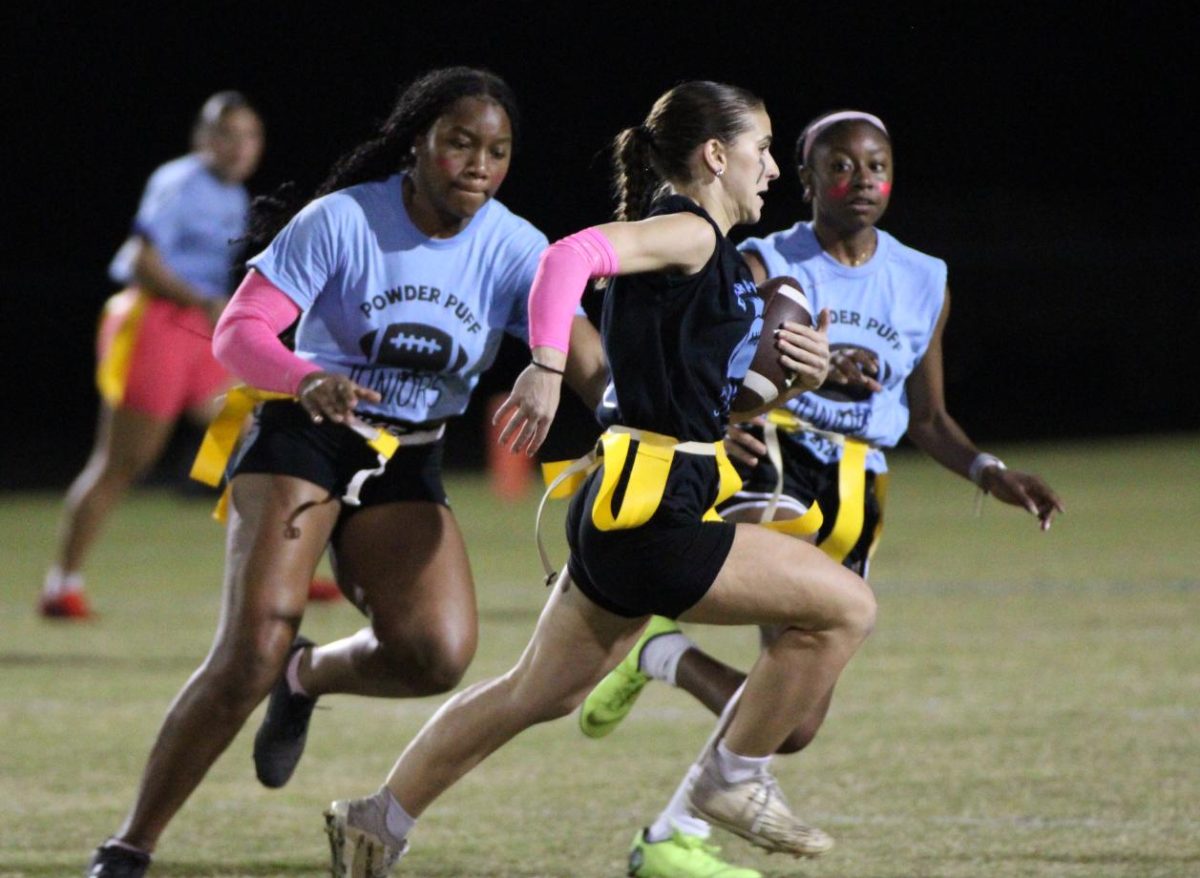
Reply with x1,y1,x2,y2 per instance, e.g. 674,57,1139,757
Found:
307,578,343,602
485,392,534,501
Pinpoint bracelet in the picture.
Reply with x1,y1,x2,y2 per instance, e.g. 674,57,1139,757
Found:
298,374,328,396
531,359,565,376
968,452,1007,487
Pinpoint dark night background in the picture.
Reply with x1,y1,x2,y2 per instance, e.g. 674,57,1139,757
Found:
3,3,1196,489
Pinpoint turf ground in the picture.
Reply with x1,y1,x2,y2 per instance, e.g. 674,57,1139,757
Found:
2,433,1197,877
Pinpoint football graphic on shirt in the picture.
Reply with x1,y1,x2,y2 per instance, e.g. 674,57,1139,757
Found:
359,323,469,372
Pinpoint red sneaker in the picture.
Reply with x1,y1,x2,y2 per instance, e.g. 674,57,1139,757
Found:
39,590,93,619
307,578,342,603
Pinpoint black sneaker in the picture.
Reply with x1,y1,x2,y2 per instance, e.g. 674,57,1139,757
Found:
85,843,151,877
253,635,318,788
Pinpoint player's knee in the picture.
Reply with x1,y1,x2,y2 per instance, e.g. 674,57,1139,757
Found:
843,580,877,642
222,619,296,685
816,573,875,643
100,443,161,483
376,627,477,695
412,648,471,695
93,452,147,487
199,649,283,717
783,571,875,642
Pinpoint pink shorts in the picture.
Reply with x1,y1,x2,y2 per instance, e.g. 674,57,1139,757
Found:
95,290,230,419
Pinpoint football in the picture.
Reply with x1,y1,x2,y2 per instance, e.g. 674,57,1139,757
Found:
731,276,814,412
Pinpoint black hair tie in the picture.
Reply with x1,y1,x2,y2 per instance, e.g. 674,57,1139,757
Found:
531,359,565,376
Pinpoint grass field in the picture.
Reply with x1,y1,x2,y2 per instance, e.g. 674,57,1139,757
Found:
2,433,1198,877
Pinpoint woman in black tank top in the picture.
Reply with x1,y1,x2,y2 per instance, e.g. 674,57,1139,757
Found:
326,82,878,873
597,192,759,443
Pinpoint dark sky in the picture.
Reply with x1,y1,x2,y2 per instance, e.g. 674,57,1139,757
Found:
3,3,1196,486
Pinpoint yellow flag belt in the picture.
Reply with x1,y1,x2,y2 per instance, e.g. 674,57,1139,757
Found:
189,386,440,522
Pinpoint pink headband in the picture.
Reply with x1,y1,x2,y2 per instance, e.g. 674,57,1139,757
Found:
800,111,888,164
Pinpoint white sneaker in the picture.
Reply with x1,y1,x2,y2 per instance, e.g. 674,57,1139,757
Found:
325,798,409,878
687,760,833,858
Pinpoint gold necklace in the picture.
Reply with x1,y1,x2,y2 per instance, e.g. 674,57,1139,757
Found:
845,235,877,267
816,226,877,267
840,235,878,266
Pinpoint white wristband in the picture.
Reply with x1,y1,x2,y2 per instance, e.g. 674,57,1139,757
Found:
968,452,1006,486
299,374,328,396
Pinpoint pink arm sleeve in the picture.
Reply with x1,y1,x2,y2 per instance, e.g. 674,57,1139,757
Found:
212,271,321,394
527,227,619,353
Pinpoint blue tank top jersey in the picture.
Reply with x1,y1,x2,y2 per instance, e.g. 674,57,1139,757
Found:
247,173,547,425
109,154,250,298
739,222,946,472
600,195,762,443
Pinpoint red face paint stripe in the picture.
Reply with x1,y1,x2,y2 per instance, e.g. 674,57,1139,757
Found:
827,182,851,200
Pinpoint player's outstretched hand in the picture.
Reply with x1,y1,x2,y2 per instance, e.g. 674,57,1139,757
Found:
494,364,562,456
984,468,1065,531
297,371,382,425
776,309,831,392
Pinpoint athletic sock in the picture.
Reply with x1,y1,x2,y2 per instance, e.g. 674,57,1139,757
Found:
638,632,694,686
43,567,84,598
714,740,772,784
380,786,416,845
347,787,414,849
646,762,711,843
285,644,310,699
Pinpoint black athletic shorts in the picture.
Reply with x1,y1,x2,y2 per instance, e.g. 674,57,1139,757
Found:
230,400,448,517
565,440,737,619
719,432,883,576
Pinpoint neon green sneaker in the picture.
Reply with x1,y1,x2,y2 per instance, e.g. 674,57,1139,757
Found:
628,828,763,878
579,616,681,738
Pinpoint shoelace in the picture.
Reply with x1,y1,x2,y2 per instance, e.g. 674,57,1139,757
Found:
747,773,792,835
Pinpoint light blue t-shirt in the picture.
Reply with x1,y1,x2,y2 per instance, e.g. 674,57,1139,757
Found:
739,222,947,472
109,154,249,298
248,174,547,424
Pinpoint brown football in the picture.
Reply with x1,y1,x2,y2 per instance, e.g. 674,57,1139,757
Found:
731,276,814,413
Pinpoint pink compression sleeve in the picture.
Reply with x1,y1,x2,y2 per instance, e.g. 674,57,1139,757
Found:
527,227,620,353
212,271,321,394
